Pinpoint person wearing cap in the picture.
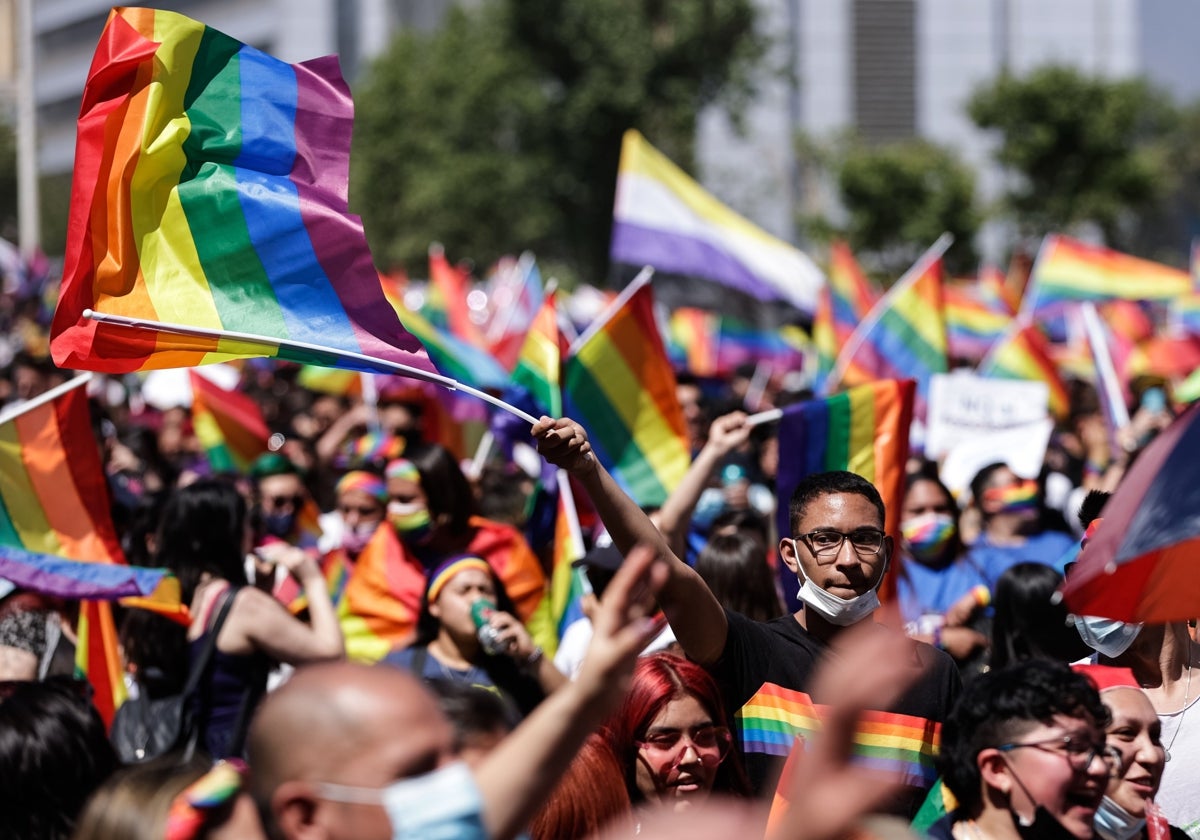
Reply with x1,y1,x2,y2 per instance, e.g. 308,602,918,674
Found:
381,555,566,717
534,416,958,814
554,544,679,679
1072,665,1189,840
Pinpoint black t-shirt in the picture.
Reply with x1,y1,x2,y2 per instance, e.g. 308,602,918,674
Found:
710,609,962,817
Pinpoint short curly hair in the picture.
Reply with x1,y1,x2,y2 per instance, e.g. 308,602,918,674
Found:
939,658,1110,814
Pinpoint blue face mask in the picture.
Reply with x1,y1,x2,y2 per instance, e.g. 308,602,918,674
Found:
1093,796,1145,840
1074,616,1144,658
316,761,487,840
261,510,296,539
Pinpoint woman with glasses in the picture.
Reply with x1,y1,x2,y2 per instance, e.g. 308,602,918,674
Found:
936,658,1120,840
1073,665,1190,840
603,653,749,814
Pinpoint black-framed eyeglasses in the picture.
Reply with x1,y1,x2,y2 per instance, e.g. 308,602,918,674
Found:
795,528,886,560
996,735,1123,776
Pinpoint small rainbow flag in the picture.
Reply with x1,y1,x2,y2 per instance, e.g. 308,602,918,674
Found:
944,281,1012,362
610,130,825,326
666,307,721,377
189,371,270,474
715,316,806,376
828,239,948,420
427,245,486,348
547,472,588,646
1023,234,1191,316
773,379,915,607
813,242,879,387
978,322,1069,419
485,253,544,370
51,7,434,378
0,381,128,725
563,275,690,508
512,288,565,417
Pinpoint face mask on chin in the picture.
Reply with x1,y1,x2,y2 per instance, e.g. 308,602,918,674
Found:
1093,796,1145,840
792,539,884,626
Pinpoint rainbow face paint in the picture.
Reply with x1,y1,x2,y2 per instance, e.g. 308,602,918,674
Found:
984,479,1039,515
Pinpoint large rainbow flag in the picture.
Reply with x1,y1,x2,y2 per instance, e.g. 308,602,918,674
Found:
610,129,825,326
1022,234,1192,316
51,7,434,379
828,240,948,420
563,276,691,508
189,371,270,474
773,379,915,608
0,381,130,725
978,322,1069,419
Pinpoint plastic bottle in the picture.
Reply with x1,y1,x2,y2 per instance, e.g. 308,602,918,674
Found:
471,599,507,655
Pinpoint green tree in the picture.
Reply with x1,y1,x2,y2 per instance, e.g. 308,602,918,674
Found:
352,0,761,282
797,134,979,279
968,66,1174,246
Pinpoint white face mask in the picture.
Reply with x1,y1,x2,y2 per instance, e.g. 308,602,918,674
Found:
1074,616,1144,658
792,539,884,626
1093,796,1145,840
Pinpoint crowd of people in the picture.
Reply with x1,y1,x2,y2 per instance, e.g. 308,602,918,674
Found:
0,329,1196,840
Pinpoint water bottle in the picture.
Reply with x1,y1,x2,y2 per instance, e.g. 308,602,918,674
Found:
471,599,507,655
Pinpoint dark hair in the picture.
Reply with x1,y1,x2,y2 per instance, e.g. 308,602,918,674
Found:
968,462,1008,512
1077,490,1110,530
118,610,188,700
695,533,783,622
426,678,520,752
604,654,750,804
407,443,479,533
989,562,1090,671
0,677,118,840
709,508,771,545
155,478,248,603
788,471,885,535
940,658,1110,814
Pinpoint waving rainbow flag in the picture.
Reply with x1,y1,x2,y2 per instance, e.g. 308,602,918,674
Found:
813,242,878,386
563,275,690,508
828,239,949,420
978,322,1069,419
773,379,915,608
944,281,1012,362
51,7,433,379
1023,234,1191,316
512,289,565,417
189,371,270,474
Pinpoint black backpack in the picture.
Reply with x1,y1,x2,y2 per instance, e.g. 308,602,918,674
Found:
110,587,238,763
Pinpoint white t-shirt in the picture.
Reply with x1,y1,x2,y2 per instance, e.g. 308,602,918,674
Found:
1156,693,1200,839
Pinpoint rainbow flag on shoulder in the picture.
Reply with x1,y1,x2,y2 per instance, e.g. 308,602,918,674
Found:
51,7,434,379
773,379,915,608
563,273,690,508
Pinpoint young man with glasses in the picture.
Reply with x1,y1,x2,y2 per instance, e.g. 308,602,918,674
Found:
534,418,960,814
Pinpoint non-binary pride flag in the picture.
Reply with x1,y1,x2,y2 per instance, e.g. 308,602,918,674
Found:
563,275,690,508
1022,234,1192,316
773,379,915,609
51,7,434,378
611,130,825,326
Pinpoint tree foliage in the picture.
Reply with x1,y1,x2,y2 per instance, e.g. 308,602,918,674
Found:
968,65,1174,245
352,0,761,282
797,134,979,279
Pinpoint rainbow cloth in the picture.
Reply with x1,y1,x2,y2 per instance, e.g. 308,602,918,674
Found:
51,7,433,378
812,241,879,387
773,380,915,607
189,371,269,474
563,277,690,508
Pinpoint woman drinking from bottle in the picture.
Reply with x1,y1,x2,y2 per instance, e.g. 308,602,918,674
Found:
379,554,565,717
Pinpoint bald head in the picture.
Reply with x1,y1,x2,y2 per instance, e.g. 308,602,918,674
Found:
248,662,453,811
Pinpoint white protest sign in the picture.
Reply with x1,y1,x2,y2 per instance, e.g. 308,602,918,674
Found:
924,372,1049,459
939,417,1054,501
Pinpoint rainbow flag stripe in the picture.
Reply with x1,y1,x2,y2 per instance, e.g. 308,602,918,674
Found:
667,307,720,377
51,7,433,377
774,380,914,605
513,289,564,416
1171,293,1200,336
737,682,941,788
563,281,690,508
427,246,485,347
830,247,947,419
715,317,805,375
611,130,824,324
812,242,878,387
979,322,1069,419
189,371,270,474
1024,234,1191,315
0,384,128,725
0,546,176,603
945,282,1012,362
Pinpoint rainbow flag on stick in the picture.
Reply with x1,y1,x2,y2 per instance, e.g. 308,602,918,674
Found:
546,471,589,653
0,376,128,725
189,371,270,474
563,271,690,508
1022,234,1191,316
512,287,566,417
828,236,950,420
51,7,435,382
813,242,879,387
428,244,486,348
944,280,1012,362
978,321,1069,420
771,379,915,608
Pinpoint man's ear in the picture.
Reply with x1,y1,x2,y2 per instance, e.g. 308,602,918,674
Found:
977,749,1014,797
779,536,802,577
273,781,323,840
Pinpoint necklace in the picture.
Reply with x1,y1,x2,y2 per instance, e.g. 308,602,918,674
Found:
1162,663,1192,762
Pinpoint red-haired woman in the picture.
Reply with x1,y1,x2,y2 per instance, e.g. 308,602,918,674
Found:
530,734,633,840
604,653,749,814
